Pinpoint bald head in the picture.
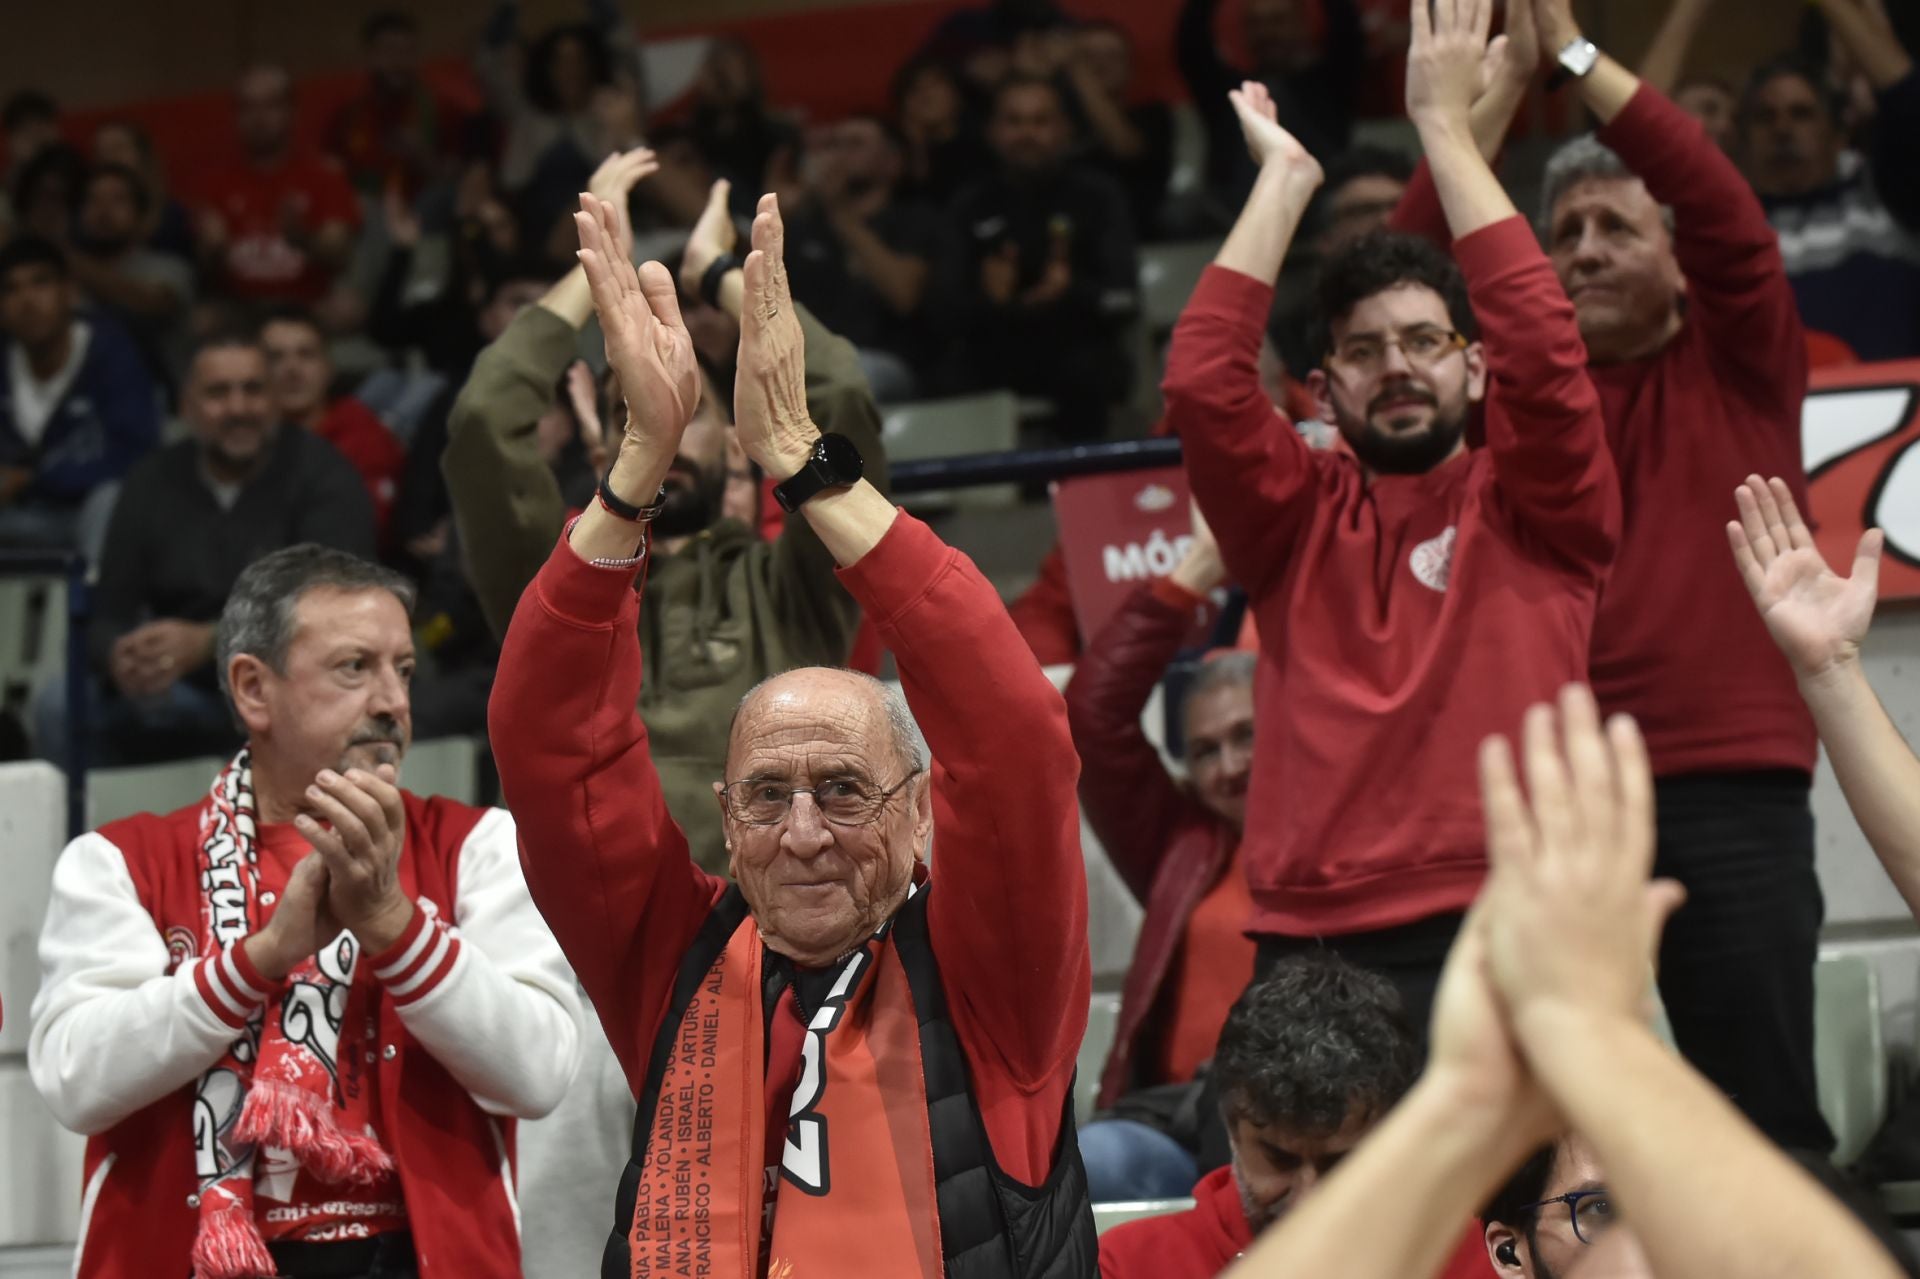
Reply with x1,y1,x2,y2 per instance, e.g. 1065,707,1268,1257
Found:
730,667,928,779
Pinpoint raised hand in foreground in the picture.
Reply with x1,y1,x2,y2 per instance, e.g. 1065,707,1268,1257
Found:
1728,474,1883,682
734,193,818,478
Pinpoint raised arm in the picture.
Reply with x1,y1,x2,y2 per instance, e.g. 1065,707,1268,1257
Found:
1163,84,1324,599
493,193,726,1081
1481,687,1903,1279
1637,0,1718,96
1817,0,1920,230
728,193,1088,1103
1064,528,1223,902
1729,476,1920,917
1536,0,1803,403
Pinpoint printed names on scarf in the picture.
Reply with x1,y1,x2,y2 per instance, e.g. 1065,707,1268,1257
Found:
637,962,722,1277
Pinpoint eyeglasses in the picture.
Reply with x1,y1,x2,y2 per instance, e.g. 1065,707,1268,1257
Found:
1521,1189,1616,1246
720,769,924,827
1325,325,1467,373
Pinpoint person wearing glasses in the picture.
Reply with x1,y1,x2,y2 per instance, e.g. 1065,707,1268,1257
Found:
1161,0,1617,1034
488,188,1097,1275
1481,1136,1643,1279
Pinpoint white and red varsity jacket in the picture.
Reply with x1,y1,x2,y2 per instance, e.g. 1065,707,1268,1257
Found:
28,790,583,1279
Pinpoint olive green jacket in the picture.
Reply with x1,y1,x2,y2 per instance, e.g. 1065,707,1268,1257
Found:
442,301,888,873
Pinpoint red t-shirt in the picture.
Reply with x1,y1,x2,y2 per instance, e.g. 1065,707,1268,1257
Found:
1166,223,1618,938
1157,856,1255,1085
251,823,407,1242
314,397,405,539
198,154,361,303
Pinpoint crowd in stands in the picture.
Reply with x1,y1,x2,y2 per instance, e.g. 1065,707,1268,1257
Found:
11,0,1920,1276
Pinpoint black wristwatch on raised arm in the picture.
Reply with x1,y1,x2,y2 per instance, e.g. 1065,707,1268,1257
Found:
771,433,865,513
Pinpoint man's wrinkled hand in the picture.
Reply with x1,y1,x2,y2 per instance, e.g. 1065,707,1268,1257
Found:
243,853,339,982
575,192,701,455
735,193,818,479
296,764,415,956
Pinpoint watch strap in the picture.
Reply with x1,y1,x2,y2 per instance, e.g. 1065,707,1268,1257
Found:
699,253,743,309
596,474,667,523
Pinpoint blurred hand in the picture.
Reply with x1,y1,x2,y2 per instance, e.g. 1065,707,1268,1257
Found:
678,179,739,297
1229,80,1324,186
575,193,701,456
382,182,422,250
1531,0,1583,56
1728,474,1882,682
1169,500,1227,595
0,465,32,505
1426,908,1560,1139
981,243,1021,305
1485,0,1541,99
295,765,415,956
1408,0,1497,127
112,619,214,699
734,193,818,477
1479,687,1686,1037
565,358,611,473
585,146,661,265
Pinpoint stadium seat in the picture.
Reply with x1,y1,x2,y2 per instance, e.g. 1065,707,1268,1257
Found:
1814,954,1887,1167
881,392,1020,510
1138,241,1222,342
1093,1198,1196,1236
1077,992,1123,1124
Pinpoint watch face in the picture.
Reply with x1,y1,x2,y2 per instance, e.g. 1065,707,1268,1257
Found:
816,432,864,484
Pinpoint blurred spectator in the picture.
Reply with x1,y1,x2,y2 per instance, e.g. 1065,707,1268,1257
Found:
934,75,1138,439
1272,144,1414,376
195,66,362,306
784,122,938,401
71,331,373,765
90,120,197,261
0,237,158,557
1178,0,1364,208
10,143,84,244
686,38,797,219
2,91,60,177
892,59,993,207
1741,10,1920,360
327,10,468,199
260,308,405,538
1067,517,1254,1202
68,164,194,386
913,0,1072,94
1638,0,1737,150
477,0,642,194
1062,20,1176,238
1097,954,1489,1279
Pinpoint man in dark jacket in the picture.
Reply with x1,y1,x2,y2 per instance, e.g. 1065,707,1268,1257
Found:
48,330,374,766
0,236,158,556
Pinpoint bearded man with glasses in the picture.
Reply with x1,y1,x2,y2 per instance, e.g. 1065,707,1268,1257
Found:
489,185,1098,1276
1161,0,1619,1036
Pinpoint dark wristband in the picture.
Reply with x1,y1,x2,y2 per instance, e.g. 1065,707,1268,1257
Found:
699,253,742,309
596,473,666,523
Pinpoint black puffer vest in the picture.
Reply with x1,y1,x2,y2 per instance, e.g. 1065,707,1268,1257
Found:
600,885,1098,1278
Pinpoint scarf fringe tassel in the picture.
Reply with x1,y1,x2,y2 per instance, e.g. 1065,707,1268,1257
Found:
234,1080,394,1186
189,1195,277,1279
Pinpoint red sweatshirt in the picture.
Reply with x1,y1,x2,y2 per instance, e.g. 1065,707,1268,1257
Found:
313,396,405,539
1098,1166,1496,1279
1391,86,1815,777
487,511,1089,1187
1164,219,1618,937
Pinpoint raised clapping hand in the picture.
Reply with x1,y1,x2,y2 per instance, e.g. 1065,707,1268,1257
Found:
1408,0,1499,128
1728,475,1884,682
584,146,661,266
295,764,416,956
678,178,738,299
734,194,820,478
1228,80,1323,188
574,192,701,458
1478,687,1686,1036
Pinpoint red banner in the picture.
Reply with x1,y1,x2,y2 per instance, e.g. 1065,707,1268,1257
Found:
1051,465,1208,643
1805,361,1920,602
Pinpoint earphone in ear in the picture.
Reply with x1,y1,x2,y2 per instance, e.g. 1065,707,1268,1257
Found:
1496,1241,1521,1268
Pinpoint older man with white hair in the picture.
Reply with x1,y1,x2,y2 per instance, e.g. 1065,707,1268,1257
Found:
489,188,1098,1275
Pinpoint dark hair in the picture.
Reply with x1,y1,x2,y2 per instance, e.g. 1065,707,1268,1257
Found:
1307,145,1416,237
1213,953,1420,1137
891,57,964,113
1308,229,1478,365
362,9,417,45
256,303,322,340
1483,1141,1558,1232
992,72,1066,117
0,235,69,281
525,23,613,113
11,143,84,219
92,119,156,165
1739,55,1842,134
217,544,417,719
3,90,57,134
84,162,151,216
185,325,266,375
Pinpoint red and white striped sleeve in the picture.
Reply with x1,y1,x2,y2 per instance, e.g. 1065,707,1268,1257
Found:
367,904,461,1006
191,939,274,1028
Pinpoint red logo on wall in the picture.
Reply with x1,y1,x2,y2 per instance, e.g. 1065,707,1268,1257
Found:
1804,361,1920,601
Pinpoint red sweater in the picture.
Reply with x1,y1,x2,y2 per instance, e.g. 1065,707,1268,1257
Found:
488,512,1089,1186
1392,86,1815,776
314,396,405,539
1164,220,1618,937
1099,1165,1495,1279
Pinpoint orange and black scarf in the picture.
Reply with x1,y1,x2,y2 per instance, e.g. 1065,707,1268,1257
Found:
628,885,942,1278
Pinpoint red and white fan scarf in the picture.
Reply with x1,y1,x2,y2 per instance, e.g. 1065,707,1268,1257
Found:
189,749,392,1279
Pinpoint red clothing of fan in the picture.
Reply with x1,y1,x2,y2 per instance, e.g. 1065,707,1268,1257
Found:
1163,219,1618,939
1098,1165,1495,1278
197,154,361,303
1390,86,1815,777
313,397,405,539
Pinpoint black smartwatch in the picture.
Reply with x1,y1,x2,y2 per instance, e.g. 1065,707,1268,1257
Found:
699,253,742,309
771,433,865,513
